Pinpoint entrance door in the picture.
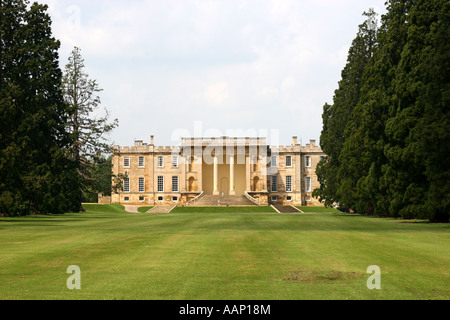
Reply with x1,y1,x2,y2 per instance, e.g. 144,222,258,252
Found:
220,177,229,196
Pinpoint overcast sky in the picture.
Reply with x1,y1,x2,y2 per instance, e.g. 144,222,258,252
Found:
44,0,387,147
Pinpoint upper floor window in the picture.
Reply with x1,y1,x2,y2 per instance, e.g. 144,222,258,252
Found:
124,157,130,168
286,156,292,167
271,156,278,167
158,156,164,168
172,156,178,168
139,157,145,168
305,156,311,168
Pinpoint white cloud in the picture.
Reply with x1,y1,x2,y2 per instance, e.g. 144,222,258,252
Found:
45,0,388,146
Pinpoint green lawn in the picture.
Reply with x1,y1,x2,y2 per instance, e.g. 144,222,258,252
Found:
0,204,448,300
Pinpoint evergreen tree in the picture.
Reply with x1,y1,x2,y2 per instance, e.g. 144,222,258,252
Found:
0,0,79,215
62,47,118,203
314,9,379,211
383,0,449,222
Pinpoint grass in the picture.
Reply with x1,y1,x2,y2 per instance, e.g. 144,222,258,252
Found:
0,204,448,300
297,206,342,213
137,206,154,213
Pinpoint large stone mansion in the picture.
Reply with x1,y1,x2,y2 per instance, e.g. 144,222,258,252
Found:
111,136,325,207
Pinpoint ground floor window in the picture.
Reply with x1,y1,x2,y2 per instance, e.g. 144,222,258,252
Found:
286,176,292,192
123,178,130,193
158,176,164,192
172,176,179,192
158,196,163,202
139,196,145,202
271,196,278,202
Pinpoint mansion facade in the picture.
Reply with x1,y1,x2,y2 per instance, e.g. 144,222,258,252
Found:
111,136,325,207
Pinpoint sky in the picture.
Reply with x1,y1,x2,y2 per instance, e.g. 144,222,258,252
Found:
44,0,387,147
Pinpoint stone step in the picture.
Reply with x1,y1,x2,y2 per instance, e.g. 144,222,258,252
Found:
146,206,176,213
273,205,302,214
192,195,256,207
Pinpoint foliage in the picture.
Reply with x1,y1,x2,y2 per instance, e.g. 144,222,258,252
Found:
0,0,80,215
62,46,118,204
315,0,449,222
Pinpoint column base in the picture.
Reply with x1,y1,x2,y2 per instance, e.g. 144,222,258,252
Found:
229,190,236,196
213,190,220,196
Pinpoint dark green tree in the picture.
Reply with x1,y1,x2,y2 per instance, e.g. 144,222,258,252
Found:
0,0,80,215
383,0,449,222
314,9,379,211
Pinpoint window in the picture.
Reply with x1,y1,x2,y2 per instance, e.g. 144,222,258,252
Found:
305,156,311,167
123,178,130,193
172,156,178,168
139,196,145,202
271,156,278,167
305,195,311,202
305,177,311,192
172,176,179,192
286,176,292,192
139,178,145,193
158,156,164,168
172,197,178,202
124,197,130,202
287,196,292,202
157,176,164,192
124,158,130,168
139,157,145,168
271,176,278,192
271,196,278,202
158,196,163,202
286,156,292,167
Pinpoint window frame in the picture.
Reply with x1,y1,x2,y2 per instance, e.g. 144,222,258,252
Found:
286,156,292,168
271,175,278,192
123,178,130,193
158,156,164,168
305,177,312,192
139,177,145,193
305,156,311,168
124,157,130,168
172,156,178,168
157,176,164,193
286,175,293,193
138,156,145,168
172,176,179,193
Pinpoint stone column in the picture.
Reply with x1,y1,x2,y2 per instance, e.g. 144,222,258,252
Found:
229,155,236,195
246,154,251,191
213,155,219,195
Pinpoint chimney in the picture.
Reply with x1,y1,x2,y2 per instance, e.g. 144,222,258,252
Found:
310,139,316,146
150,135,154,145
293,136,298,146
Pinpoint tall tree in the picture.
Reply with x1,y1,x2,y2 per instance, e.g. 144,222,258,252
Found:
314,9,379,211
62,47,118,202
0,0,79,215
383,0,449,222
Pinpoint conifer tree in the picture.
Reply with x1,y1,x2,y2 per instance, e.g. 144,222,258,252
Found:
314,9,379,211
0,0,79,215
62,47,118,202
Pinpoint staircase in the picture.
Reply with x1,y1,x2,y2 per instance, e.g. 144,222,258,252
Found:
272,204,303,214
146,205,176,213
191,195,257,207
